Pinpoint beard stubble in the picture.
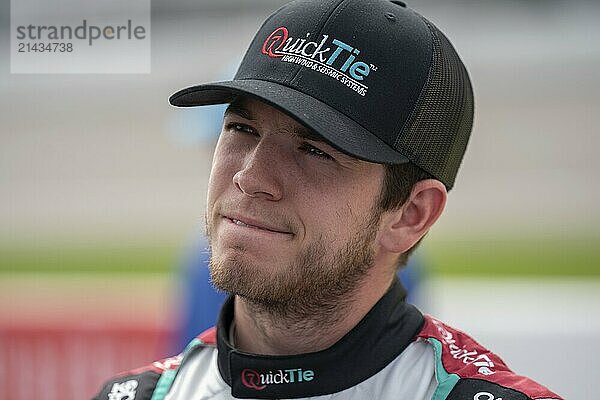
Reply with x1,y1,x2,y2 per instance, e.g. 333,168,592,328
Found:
207,207,382,320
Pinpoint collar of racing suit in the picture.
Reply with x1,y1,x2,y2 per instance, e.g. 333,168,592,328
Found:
216,278,425,399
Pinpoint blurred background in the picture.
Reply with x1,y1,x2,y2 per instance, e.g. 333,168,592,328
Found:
1,0,599,399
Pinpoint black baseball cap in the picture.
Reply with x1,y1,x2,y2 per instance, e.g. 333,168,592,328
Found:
169,0,474,189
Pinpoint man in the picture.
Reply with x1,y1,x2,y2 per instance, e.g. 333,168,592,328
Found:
94,0,563,399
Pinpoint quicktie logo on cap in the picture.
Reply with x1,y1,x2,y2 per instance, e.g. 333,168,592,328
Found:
261,27,377,97
241,368,315,391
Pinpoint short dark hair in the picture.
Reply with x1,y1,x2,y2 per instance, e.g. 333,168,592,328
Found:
376,162,434,270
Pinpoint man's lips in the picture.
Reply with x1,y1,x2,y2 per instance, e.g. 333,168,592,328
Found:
222,214,293,235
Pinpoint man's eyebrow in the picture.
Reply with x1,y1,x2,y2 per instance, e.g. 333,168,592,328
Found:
224,103,254,120
293,126,326,143
224,102,326,143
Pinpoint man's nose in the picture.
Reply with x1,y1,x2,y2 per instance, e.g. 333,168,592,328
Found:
232,142,284,201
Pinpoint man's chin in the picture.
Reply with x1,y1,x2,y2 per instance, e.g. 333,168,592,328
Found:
209,256,289,301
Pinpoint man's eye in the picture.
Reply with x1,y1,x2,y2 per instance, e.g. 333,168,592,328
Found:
300,143,333,160
226,122,256,135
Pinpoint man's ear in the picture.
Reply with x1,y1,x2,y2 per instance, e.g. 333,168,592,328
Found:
378,179,447,253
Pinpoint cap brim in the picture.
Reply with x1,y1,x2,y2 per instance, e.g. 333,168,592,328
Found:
169,79,409,165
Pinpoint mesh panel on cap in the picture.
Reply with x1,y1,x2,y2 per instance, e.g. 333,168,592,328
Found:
394,18,474,190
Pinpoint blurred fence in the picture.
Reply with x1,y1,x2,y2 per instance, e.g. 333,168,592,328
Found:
0,322,171,400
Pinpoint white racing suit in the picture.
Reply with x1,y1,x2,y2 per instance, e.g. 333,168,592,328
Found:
93,280,563,400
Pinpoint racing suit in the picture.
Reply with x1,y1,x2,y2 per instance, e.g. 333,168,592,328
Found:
93,280,563,400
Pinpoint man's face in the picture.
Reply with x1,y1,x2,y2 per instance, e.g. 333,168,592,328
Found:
206,97,386,309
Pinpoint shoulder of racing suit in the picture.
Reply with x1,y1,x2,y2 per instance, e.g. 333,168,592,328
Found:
91,327,217,400
416,315,563,400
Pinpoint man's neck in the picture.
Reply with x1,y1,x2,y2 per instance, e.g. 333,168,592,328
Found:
231,272,395,356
